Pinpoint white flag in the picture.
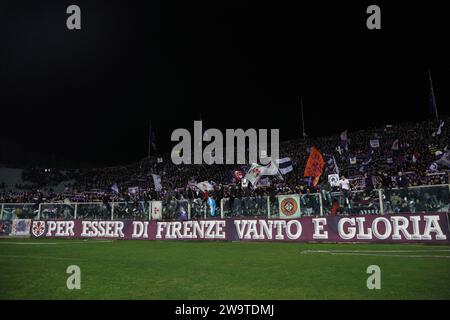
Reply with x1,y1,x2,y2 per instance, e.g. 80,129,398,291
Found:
151,201,162,220
436,120,445,136
391,139,399,150
111,183,119,193
370,139,380,148
152,174,162,191
244,163,264,186
245,161,282,187
435,151,450,169
128,187,139,195
196,181,214,192
262,160,281,176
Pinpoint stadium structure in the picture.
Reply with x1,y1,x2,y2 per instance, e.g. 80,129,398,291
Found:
1,117,449,299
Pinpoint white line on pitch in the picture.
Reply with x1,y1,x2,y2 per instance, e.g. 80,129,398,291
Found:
0,254,86,261
300,250,450,259
328,252,450,259
50,240,114,243
0,242,57,245
301,249,450,253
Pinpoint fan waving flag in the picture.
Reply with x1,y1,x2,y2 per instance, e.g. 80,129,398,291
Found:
428,69,439,122
128,186,139,195
370,139,380,148
207,196,216,217
324,153,340,175
391,139,399,151
152,174,162,191
244,163,264,186
244,161,282,188
111,183,119,194
233,170,244,181
304,146,325,186
340,130,349,150
196,181,214,192
433,120,445,136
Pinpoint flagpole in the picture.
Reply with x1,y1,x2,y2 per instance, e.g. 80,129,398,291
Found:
428,69,439,123
148,120,152,158
299,97,306,141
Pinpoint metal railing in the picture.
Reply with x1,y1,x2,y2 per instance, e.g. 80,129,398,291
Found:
0,184,448,221
381,184,450,214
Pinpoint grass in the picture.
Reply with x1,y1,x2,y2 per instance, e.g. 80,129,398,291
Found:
0,238,450,299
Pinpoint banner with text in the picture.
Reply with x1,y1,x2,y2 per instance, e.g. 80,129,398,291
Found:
28,213,450,243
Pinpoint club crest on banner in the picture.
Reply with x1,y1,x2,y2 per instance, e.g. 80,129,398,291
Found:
278,194,301,218
252,167,262,177
281,198,297,216
151,201,163,220
328,174,340,187
32,221,46,237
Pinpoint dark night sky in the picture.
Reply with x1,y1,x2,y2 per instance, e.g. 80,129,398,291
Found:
0,0,448,166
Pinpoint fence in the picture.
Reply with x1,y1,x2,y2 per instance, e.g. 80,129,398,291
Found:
381,184,450,213
0,184,449,221
221,196,269,218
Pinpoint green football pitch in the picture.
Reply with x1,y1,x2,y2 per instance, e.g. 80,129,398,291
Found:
1,238,450,300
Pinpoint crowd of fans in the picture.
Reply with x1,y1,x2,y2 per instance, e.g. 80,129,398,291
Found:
0,117,449,215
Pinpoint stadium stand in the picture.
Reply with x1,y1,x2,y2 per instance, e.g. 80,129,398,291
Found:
0,117,448,219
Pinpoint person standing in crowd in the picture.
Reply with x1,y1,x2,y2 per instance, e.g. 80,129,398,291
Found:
379,171,392,189
339,175,351,214
363,172,373,192
318,179,332,212
396,171,409,188
102,193,111,219
396,171,410,201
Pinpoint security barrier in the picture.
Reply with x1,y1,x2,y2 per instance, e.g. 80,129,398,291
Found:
0,184,449,221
